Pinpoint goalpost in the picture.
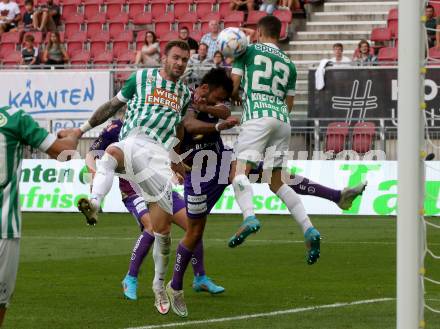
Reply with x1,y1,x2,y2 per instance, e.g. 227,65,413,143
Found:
397,0,425,328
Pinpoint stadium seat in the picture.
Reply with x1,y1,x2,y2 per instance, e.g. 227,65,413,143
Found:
388,20,398,39
70,51,91,65
84,3,104,22
106,3,124,18
150,2,169,18
160,31,178,42
190,30,202,42
351,122,376,154
64,23,83,40
86,12,107,24
61,4,78,20
2,51,22,66
90,31,110,57
108,12,129,35
105,0,125,4
377,47,397,63
218,0,230,14
246,11,267,26
273,9,292,23
195,2,213,17
174,3,191,19
199,12,221,32
430,1,440,16
132,12,153,25
61,0,81,5
370,27,392,43
93,51,114,64
66,31,87,56
154,13,174,38
223,11,245,28
1,31,21,44
128,4,145,19
429,47,440,60
86,22,105,38
63,12,84,24
325,122,349,154
112,41,130,57
24,31,43,44
387,8,398,22
115,51,135,64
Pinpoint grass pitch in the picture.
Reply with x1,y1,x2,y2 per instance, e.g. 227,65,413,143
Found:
4,213,440,329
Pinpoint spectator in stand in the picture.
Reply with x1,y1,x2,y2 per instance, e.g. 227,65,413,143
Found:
33,0,60,32
259,0,277,14
201,20,220,59
21,34,39,66
42,31,69,67
135,31,160,66
230,0,254,12
0,0,21,35
279,0,293,11
329,43,351,65
22,0,34,32
189,43,213,65
213,50,225,67
426,5,436,48
178,26,199,55
352,40,376,66
185,43,214,88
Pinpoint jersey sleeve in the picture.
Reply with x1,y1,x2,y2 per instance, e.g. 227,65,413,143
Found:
286,62,297,96
17,110,56,152
117,71,137,103
231,49,248,76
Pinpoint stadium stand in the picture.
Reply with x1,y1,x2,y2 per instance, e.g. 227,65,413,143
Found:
325,122,349,154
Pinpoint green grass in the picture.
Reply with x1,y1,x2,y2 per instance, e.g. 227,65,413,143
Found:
4,213,440,329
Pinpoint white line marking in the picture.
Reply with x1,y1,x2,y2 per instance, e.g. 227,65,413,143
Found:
23,236,440,246
125,298,394,329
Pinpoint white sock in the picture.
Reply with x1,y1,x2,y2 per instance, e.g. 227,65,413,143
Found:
232,174,255,220
91,153,118,208
276,184,313,234
152,232,171,290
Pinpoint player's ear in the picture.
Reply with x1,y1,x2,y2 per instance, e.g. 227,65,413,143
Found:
199,84,209,94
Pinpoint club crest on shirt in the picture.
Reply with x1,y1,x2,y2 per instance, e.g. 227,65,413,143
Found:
146,88,182,112
0,113,7,127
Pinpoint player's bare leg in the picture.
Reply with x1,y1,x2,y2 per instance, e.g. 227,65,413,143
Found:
269,169,321,265
77,145,124,225
228,159,262,248
0,307,6,327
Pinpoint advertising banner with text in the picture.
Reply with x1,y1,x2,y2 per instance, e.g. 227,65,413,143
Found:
308,67,440,127
0,71,110,119
19,160,440,216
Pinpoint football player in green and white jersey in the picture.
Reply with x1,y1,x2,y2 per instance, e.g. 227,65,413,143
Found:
0,106,79,326
228,16,321,264
64,40,192,315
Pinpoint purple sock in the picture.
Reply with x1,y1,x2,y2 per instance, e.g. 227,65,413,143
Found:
289,175,341,204
191,240,206,277
171,242,193,291
128,231,155,277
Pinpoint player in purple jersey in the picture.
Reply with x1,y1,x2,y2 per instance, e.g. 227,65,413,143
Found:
84,118,225,315
166,68,367,317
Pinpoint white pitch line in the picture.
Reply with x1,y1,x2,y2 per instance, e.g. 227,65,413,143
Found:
125,298,394,329
23,236,440,246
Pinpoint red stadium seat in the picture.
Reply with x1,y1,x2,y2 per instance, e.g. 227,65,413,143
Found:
177,12,197,31
86,22,105,38
377,47,397,63
23,31,43,44
160,31,178,42
2,51,22,66
112,41,130,57
223,11,245,28
273,9,292,23
61,0,81,5
325,122,349,154
430,1,440,16
387,8,398,21
113,30,134,42
128,3,145,19
84,4,104,21
154,12,174,38
108,12,129,35
429,47,440,60
151,2,169,18
0,44,16,60
1,31,21,44
198,11,220,22
63,12,84,24
190,30,202,42
86,12,107,23
90,31,110,57
246,11,267,26
132,12,153,25
93,51,114,64
174,0,192,3
388,20,398,39
174,3,191,19
64,23,82,39
70,51,91,65
106,3,123,18
66,31,87,55
105,0,125,3
195,2,213,17
84,0,104,4
61,4,78,19
370,27,392,43
115,50,135,64
351,122,376,154
218,0,230,15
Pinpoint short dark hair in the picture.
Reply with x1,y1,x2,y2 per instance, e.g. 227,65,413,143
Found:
24,0,33,6
145,31,157,44
257,15,282,39
24,34,34,43
426,4,434,10
198,42,209,50
179,26,189,32
333,43,343,50
164,40,191,55
200,68,233,98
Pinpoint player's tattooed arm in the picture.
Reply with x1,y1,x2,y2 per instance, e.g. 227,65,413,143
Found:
89,97,126,128
183,111,238,134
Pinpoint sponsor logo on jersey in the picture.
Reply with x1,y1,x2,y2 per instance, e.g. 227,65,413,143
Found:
0,113,7,127
146,88,182,112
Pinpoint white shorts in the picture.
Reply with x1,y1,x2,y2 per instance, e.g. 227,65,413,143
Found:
112,133,174,215
233,117,291,168
0,238,20,308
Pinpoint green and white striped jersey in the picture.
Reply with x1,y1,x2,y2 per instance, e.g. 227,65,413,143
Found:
232,43,297,124
117,68,192,149
0,106,55,239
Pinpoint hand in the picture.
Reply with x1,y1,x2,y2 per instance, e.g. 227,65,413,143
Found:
193,94,208,112
232,93,242,106
218,116,239,131
57,128,83,139
171,162,186,183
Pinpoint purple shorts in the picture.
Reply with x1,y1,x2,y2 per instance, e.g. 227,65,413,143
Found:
184,148,233,219
122,191,186,230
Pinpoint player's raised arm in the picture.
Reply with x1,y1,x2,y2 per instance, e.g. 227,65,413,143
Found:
183,111,238,134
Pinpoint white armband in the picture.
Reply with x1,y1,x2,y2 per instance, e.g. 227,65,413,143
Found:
80,121,92,134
